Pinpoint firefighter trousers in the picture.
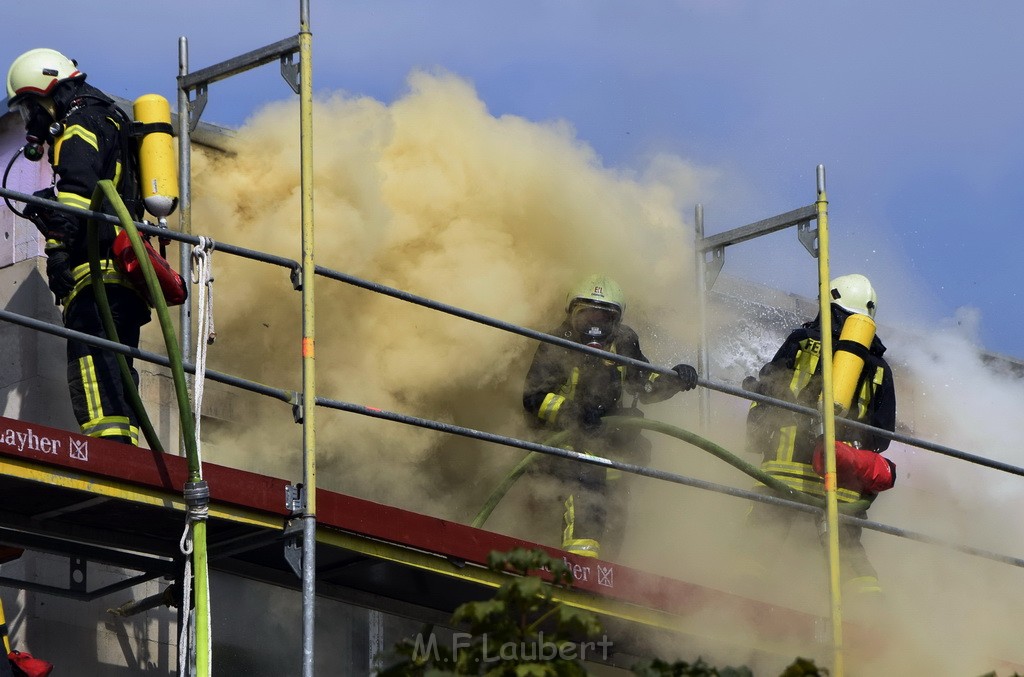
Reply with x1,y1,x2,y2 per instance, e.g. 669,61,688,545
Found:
741,493,880,595
63,285,150,446
546,432,651,560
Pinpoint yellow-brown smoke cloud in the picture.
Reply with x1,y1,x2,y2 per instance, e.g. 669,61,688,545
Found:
188,70,709,518
174,69,1024,673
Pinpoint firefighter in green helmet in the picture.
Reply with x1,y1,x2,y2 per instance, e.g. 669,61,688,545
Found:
522,274,698,560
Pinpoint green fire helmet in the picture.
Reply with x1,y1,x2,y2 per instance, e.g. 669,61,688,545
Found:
565,274,625,316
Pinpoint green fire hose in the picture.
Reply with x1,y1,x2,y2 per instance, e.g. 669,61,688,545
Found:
472,415,872,528
87,180,210,677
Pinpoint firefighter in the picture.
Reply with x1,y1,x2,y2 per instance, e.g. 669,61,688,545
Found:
742,273,896,597
7,48,151,445
522,274,698,559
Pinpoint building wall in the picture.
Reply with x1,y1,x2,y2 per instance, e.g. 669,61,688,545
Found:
0,555,178,676
0,114,80,432
0,114,48,269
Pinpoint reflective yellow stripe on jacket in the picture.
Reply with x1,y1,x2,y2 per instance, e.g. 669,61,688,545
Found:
63,259,133,307
760,336,883,503
53,118,125,210
854,366,885,421
767,337,821,463
539,342,626,425
760,460,863,503
788,337,821,398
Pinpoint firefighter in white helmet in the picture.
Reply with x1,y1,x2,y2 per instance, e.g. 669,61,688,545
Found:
523,274,698,560
7,48,151,445
741,273,896,599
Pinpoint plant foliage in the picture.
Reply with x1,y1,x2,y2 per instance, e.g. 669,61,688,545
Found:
381,548,832,677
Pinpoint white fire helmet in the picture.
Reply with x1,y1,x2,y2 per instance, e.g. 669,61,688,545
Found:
6,48,82,108
829,274,877,319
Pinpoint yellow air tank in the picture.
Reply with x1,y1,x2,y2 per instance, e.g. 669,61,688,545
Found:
832,312,876,415
133,94,179,218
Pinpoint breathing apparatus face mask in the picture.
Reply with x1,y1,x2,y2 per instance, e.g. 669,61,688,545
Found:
570,302,620,348
10,97,55,161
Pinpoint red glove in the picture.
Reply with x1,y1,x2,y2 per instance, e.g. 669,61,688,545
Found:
812,440,895,494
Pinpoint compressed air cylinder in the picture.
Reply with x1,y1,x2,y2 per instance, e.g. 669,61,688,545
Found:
832,312,877,415
133,94,179,218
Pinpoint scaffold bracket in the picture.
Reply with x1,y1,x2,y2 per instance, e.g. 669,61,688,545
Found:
281,53,300,95
285,483,305,515
703,246,726,290
797,219,819,258
189,85,208,132
282,514,303,580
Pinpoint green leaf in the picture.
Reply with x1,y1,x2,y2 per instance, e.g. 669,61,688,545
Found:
554,605,602,637
453,599,507,626
508,575,545,600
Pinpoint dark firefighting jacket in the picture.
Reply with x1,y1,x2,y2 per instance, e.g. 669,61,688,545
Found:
746,308,896,502
523,320,680,432
41,80,144,308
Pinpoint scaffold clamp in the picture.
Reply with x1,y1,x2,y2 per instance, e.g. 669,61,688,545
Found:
285,483,305,515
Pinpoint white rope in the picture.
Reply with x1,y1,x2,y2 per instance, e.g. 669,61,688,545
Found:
178,524,194,677
191,237,216,459
184,237,216,675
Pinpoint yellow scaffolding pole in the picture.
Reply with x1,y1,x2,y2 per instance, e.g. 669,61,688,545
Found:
298,2,318,676
815,165,844,675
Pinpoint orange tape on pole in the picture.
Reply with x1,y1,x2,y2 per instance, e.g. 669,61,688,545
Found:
824,473,837,492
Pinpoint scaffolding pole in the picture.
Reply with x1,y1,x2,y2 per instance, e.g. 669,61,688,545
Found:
178,37,194,457
174,6,307,673
694,204,711,432
297,2,319,676
814,165,845,676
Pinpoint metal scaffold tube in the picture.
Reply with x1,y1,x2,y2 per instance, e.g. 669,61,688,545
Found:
8,179,1019,481
694,203,711,432
815,164,845,676
298,2,318,676
8,277,1024,580
178,36,194,448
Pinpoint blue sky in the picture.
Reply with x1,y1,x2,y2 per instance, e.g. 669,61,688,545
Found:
6,1,1024,357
